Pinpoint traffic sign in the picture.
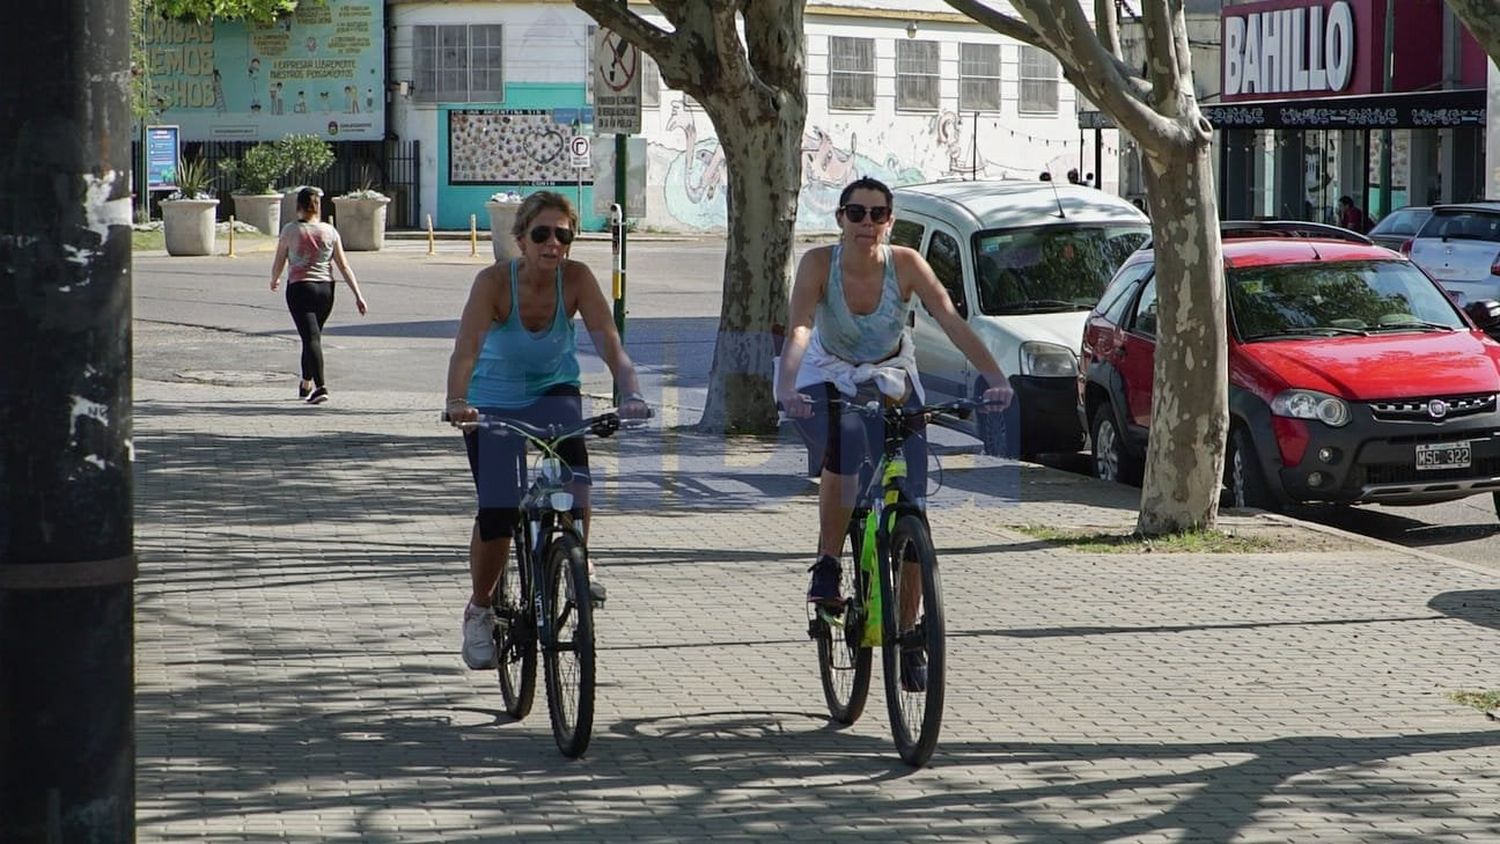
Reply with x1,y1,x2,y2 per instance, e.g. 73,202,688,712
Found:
592,28,642,134
569,134,592,169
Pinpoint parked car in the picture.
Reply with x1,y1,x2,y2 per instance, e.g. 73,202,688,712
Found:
1406,202,1500,305
1366,205,1431,252
891,180,1150,456
1078,222,1500,516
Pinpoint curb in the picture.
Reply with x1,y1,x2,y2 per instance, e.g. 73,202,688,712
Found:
1259,509,1500,576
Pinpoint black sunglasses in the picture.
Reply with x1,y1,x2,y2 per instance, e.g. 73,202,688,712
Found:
528,225,575,245
840,203,891,224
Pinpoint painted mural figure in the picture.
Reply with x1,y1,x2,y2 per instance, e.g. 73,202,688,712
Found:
270,82,284,116
345,85,361,114
294,91,308,114
211,70,227,116
247,57,262,111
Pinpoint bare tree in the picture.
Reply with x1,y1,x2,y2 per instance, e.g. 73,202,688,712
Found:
947,0,1227,535
1445,0,1500,61
575,0,807,433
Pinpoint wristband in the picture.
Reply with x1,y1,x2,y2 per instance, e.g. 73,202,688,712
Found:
445,397,468,408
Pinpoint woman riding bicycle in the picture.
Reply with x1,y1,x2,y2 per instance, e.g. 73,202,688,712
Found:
776,177,1013,687
445,190,649,671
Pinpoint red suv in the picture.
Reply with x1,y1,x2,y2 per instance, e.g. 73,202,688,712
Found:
1078,222,1500,515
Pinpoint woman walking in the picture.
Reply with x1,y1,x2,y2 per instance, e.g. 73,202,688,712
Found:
270,186,368,404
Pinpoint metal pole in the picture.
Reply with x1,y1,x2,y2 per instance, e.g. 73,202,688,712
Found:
1,0,136,840
1095,128,1104,190
1378,0,1394,217
970,112,978,180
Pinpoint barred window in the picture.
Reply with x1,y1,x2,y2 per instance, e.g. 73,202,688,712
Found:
959,43,1001,112
414,24,503,103
641,53,660,108
1019,45,1058,114
896,40,940,111
829,36,874,110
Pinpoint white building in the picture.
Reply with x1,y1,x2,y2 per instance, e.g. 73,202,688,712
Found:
387,0,1119,232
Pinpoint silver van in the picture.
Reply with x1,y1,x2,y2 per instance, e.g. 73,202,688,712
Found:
891,180,1150,456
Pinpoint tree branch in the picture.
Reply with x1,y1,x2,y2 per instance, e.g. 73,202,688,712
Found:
944,0,1046,46
1139,0,1183,114
572,0,691,85
1096,0,1120,57
1444,0,1500,64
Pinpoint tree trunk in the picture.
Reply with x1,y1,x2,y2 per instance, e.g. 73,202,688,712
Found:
696,102,805,433
1136,134,1228,535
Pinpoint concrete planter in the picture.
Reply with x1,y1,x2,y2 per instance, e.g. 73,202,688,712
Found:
486,201,523,263
160,198,219,256
331,195,391,251
232,193,281,235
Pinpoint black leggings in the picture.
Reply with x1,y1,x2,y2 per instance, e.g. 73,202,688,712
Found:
286,281,335,386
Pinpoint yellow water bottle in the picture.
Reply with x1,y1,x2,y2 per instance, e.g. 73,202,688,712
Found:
860,508,882,646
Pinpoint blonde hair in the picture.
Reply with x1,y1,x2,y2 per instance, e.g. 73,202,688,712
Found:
511,191,579,240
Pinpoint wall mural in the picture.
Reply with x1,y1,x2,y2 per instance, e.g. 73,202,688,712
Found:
649,98,1001,232
449,109,593,186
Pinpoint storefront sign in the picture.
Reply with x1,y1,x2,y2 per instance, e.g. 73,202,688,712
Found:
145,125,180,191
1222,0,1378,101
1204,88,1487,129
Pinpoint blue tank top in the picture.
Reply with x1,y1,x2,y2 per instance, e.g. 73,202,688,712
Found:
815,244,912,363
467,259,581,409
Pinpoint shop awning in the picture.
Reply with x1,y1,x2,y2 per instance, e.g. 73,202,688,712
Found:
1204,88,1486,130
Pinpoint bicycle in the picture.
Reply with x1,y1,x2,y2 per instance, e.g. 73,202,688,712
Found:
450,408,632,758
802,395,989,767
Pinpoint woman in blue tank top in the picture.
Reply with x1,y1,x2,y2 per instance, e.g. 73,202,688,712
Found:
775,177,1014,689
444,191,649,671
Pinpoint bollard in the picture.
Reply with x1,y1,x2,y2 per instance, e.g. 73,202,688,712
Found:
469,214,478,258
426,214,435,256
226,215,237,259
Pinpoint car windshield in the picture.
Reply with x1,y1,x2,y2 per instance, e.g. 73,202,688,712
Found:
1368,207,1431,237
973,224,1150,315
1230,261,1466,340
1415,210,1500,242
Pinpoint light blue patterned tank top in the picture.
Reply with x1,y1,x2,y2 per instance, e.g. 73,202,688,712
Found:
467,259,581,409
815,244,912,364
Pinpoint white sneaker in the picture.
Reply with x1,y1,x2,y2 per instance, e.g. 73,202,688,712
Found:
461,603,498,670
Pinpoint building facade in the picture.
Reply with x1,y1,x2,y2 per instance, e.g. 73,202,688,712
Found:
386,0,1121,232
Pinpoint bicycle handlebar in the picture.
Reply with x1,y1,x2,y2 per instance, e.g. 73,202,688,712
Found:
442,410,648,442
780,396,1003,424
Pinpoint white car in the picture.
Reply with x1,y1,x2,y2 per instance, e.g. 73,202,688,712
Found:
1407,202,1500,306
891,180,1150,456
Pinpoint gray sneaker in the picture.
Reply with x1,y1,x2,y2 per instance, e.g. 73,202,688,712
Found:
461,604,498,669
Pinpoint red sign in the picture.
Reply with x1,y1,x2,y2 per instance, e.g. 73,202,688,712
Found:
1221,0,1383,102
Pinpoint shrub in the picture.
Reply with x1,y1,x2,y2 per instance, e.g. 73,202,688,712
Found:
219,143,290,195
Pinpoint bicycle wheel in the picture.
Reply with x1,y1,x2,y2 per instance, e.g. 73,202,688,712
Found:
542,531,595,758
494,548,536,720
814,523,873,724
880,512,946,767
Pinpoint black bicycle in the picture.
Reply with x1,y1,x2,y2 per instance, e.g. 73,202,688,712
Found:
805,396,988,767
454,410,627,758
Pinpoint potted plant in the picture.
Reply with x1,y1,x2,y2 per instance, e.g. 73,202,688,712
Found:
278,133,335,226
219,143,290,235
160,157,218,256
486,190,525,262
331,166,391,251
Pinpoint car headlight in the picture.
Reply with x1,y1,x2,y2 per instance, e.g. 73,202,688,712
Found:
1019,341,1078,378
1271,389,1351,427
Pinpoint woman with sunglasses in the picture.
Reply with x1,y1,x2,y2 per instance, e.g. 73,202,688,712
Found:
444,191,649,671
776,177,1013,665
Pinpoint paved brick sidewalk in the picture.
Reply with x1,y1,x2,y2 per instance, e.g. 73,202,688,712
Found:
133,369,1500,842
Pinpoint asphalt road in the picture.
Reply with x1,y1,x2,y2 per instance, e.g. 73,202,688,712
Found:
131,234,1500,567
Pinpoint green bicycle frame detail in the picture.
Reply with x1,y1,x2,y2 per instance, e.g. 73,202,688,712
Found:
855,454,927,648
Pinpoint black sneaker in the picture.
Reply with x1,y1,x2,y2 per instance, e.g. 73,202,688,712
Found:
806,554,842,606
900,647,927,693
298,381,312,399
306,386,329,405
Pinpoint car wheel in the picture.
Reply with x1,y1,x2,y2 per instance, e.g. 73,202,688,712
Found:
1223,426,1276,511
1091,403,1141,486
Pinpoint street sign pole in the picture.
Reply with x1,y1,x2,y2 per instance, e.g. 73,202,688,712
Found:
614,131,627,343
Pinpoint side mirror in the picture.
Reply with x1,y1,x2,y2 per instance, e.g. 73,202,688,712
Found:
1464,299,1500,331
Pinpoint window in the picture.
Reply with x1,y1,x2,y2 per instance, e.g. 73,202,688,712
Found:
1131,278,1158,337
958,44,1001,112
829,36,874,109
1019,45,1058,114
414,24,503,103
1100,263,1153,324
926,230,967,318
889,219,926,249
974,224,1150,315
641,53,661,108
896,40,940,111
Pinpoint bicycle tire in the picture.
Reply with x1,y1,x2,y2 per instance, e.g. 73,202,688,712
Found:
815,523,874,724
880,512,946,768
494,546,536,720
542,531,595,758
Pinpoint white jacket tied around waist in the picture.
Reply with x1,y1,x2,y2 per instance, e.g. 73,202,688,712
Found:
795,328,925,404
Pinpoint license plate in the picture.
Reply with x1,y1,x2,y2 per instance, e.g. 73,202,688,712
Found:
1415,441,1471,471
